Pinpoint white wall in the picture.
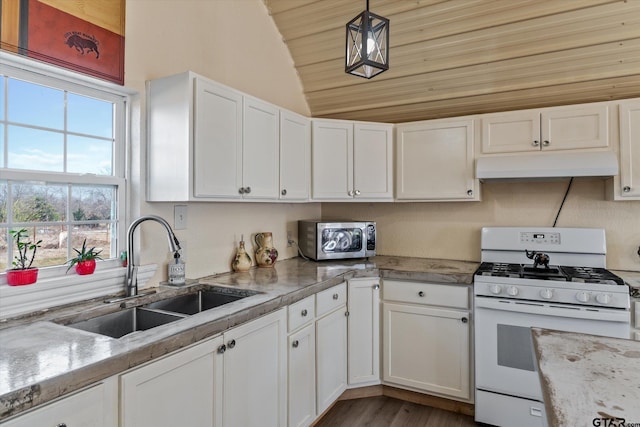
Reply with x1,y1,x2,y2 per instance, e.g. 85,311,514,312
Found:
124,0,318,282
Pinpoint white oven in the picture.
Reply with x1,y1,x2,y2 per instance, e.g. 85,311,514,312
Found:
474,227,631,427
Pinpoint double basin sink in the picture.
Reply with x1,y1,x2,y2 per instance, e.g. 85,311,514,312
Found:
64,285,260,339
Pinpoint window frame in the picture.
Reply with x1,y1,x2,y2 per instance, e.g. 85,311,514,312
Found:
0,51,135,317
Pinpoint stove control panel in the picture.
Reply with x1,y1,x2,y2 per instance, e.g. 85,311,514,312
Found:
520,232,561,245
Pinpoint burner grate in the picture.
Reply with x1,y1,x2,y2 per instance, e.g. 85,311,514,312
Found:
475,263,626,286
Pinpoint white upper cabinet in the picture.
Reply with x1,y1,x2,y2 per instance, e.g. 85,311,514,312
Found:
280,110,311,201
613,100,640,200
312,119,393,201
147,71,280,201
242,96,280,199
396,118,479,201
481,103,610,154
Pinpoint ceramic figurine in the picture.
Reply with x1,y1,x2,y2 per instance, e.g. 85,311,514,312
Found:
254,232,278,268
232,236,252,272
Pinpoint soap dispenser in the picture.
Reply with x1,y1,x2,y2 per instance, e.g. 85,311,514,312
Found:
168,251,186,285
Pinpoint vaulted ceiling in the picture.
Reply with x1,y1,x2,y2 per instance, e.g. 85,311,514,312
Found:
263,0,640,123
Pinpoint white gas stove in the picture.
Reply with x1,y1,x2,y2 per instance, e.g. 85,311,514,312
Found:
474,227,631,427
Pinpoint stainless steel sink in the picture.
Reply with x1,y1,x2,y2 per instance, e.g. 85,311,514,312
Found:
66,307,186,339
145,286,259,315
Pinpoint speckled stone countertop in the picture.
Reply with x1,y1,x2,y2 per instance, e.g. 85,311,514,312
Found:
0,256,477,420
532,328,640,427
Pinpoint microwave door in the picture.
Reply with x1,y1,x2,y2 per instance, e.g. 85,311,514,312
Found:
319,228,364,259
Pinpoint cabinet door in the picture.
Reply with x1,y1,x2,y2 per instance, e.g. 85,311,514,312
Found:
288,324,316,427
280,110,311,201
193,77,243,198
316,306,348,415
618,100,640,199
120,336,223,427
347,278,380,386
382,302,470,400
353,123,393,200
311,119,353,200
243,96,280,199
541,104,609,151
396,119,478,201
481,110,541,154
220,309,287,427
2,379,117,427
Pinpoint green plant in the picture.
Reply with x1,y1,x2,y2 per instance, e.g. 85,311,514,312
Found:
66,239,103,272
9,228,42,270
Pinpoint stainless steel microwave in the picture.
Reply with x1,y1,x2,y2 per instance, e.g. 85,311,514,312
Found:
298,220,376,261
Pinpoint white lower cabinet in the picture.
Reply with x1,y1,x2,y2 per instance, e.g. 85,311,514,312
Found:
219,308,287,427
288,323,316,427
315,283,348,416
382,280,472,401
347,278,380,386
120,336,223,427
1,378,117,427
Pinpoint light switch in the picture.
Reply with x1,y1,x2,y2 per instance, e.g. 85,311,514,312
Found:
174,205,187,230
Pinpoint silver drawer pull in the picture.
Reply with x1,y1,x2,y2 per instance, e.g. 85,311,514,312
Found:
292,340,299,348
373,284,380,290
418,291,425,297
301,309,308,317
333,293,339,300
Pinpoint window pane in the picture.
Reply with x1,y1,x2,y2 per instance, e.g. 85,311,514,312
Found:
8,78,64,130
0,228,7,271
0,180,6,223
0,75,5,119
67,135,113,175
12,182,67,223
71,186,114,221
67,93,113,138
14,226,67,268
7,125,64,172
0,123,4,167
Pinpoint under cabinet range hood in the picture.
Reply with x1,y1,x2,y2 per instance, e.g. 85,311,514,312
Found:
476,151,619,181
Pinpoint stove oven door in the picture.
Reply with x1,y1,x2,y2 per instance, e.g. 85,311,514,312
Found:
475,297,630,401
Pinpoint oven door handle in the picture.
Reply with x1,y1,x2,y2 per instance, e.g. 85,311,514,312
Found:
475,298,630,323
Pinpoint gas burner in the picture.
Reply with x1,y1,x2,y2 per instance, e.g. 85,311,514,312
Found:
475,263,626,286
561,266,625,286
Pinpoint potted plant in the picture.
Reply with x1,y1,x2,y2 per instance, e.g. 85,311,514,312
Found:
66,239,103,275
6,229,42,286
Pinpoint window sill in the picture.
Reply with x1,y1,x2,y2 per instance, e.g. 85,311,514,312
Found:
0,263,158,319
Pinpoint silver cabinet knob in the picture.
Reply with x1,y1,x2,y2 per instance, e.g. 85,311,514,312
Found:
345,311,350,317
354,189,361,196
238,187,245,194
348,190,354,196
292,340,299,348
532,140,540,146
542,140,550,146
281,189,287,196
332,293,339,300
467,189,473,196
217,344,226,354
418,291,425,297
245,186,251,194
373,284,380,290
227,339,236,349
623,186,631,193
461,317,468,323
57,424,68,427
301,309,308,317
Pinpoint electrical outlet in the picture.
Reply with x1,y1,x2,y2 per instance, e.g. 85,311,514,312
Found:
287,231,293,247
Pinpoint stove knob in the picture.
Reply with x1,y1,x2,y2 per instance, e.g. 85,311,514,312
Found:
595,293,611,305
540,289,554,300
507,286,519,296
575,291,590,303
489,284,503,295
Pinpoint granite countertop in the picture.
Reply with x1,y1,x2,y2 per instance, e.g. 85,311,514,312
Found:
0,255,478,420
532,328,640,427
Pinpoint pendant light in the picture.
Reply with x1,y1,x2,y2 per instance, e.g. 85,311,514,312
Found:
345,0,390,79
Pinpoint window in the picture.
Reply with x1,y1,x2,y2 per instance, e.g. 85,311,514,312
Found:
0,58,127,273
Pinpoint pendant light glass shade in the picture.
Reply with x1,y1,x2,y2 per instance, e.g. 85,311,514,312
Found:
345,1,389,79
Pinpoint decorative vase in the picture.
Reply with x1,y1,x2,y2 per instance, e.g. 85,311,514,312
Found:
6,268,39,286
254,232,278,268
75,260,96,275
232,238,252,272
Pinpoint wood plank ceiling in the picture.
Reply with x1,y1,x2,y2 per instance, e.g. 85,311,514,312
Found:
263,0,640,123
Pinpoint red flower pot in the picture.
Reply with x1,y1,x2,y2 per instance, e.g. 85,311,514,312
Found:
75,260,96,275
6,268,39,286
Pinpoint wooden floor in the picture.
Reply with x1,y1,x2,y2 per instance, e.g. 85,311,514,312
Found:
314,396,479,427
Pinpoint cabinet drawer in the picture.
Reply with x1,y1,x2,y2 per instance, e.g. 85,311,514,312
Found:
382,280,468,309
316,282,347,317
288,295,315,332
